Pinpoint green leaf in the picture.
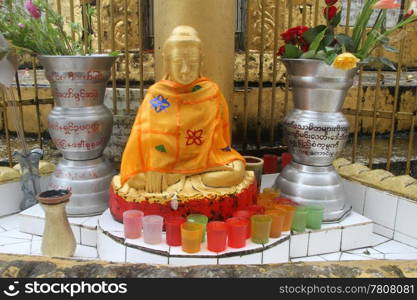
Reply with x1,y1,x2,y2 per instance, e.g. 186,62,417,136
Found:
325,47,336,55
283,44,302,58
302,25,326,44
352,0,379,49
314,50,327,60
300,50,316,59
335,34,354,52
382,44,399,53
360,57,377,65
379,57,396,70
309,28,327,52
330,11,342,27
109,51,120,57
379,36,389,44
322,31,334,47
325,53,338,65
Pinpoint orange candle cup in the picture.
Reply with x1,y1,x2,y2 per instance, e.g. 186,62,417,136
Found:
265,209,286,238
207,221,228,253
181,222,203,253
257,191,278,207
232,210,253,238
251,214,272,244
226,217,249,248
275,205,296,231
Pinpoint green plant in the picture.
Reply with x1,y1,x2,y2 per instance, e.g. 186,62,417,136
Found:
0,0,96,55
278,0,417,70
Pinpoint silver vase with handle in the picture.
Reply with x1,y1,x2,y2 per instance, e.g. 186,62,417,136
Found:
273,59,356,222
39,55,117,216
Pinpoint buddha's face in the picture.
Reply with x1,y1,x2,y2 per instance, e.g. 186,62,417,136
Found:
166,44,201,85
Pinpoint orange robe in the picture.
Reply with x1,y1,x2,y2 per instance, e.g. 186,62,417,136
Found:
120,77,244,184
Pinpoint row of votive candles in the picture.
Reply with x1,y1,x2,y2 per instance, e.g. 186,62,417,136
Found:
123,204,324,254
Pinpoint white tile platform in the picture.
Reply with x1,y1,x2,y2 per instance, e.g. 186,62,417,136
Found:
18,204,99,247
0,173,415,263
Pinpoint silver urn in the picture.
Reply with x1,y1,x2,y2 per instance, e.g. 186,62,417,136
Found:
39,55,117,216
273,59,356,222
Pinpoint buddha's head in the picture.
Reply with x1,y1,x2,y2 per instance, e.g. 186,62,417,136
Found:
163,25,202,85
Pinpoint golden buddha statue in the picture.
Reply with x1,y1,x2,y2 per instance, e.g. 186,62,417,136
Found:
110,26,256,221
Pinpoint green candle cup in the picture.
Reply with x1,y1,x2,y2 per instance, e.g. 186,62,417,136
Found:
291,206,307,233
306,205,324,230
187,214,208,242
251,214,272,244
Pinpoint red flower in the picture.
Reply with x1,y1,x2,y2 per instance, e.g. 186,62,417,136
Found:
325,0,338,5
323,5,337,20
281,29,297,44
280,26,309,44
277,45,285,56
299,38,310,52
296,26,309,36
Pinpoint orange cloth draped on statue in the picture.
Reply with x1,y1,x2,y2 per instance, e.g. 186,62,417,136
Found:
120,77,244,185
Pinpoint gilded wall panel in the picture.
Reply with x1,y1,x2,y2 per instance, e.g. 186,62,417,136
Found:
100,0,140,51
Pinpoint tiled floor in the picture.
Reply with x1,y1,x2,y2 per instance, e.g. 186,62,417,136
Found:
0,214,98,260
1,211,417,262
0,173,416,263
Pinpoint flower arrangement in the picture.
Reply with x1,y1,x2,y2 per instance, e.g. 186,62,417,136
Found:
278,0,417,70
0,0,100,55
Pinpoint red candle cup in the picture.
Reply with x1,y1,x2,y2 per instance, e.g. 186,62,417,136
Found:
226,217,249,249
165,216,186,246
233,210,253,238
263,154,278,174
281,152,292,169
123,210,144,239
248,204,265,215
207,221,228,253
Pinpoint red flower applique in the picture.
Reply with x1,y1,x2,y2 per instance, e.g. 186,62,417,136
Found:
186,129,203,146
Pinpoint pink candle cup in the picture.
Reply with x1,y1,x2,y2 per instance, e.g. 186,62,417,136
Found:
123,210,144,239
142,215,164,245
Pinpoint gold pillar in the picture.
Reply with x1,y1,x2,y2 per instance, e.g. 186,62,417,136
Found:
154,0,236,102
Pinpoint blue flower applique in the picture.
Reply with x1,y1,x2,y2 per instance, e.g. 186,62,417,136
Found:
150,95,170,113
